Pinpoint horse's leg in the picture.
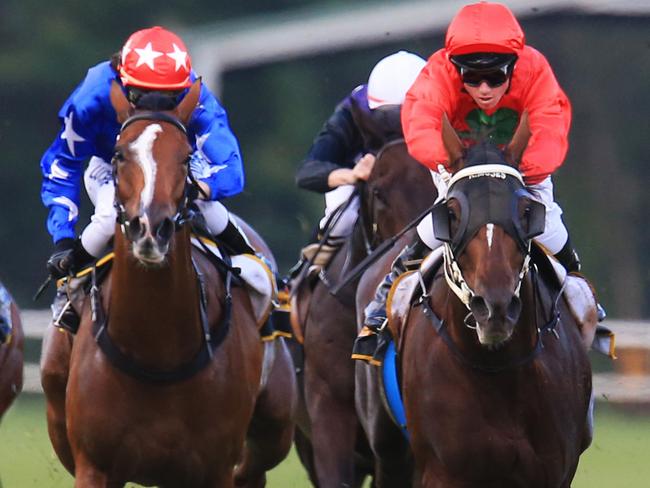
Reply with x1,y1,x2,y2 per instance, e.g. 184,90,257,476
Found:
234,340,297,487
40,323,75,474
355,362,412,488
304,295,360,488
294,427,319,487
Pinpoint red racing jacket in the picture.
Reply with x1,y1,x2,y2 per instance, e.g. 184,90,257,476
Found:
401,2,572,185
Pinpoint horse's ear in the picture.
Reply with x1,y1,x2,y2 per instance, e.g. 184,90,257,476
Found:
175,79,201,125
505,111,531,165
110,80,132,124
442,113,464,167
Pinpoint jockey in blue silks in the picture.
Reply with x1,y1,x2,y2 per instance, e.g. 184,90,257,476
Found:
40,26,253,330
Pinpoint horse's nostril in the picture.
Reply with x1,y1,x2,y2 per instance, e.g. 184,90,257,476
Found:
126,217,144,241
155,217,174,243
507,295,522,322
470,296,490,321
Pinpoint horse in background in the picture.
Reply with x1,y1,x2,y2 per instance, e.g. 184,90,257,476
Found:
364,138,593,487
290,99,435,487
40,80,295,487
0,281,23,418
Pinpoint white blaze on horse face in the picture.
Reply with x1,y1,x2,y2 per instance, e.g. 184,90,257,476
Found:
129,124,162,213
486,223,495,250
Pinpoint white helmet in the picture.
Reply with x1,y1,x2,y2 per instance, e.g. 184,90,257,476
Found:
367,51,426,109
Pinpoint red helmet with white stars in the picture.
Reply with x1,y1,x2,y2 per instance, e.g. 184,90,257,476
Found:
119,26,192,90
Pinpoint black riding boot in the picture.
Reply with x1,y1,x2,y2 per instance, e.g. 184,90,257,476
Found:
363,236,429,329
554,238,606,322
554,238,581,273
352,236,429,362
217,220,255,255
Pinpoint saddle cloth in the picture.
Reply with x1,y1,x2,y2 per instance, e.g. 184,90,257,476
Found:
386,246,615,358
191,236,276,327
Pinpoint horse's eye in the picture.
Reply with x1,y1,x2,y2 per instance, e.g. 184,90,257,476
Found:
448,208,458,222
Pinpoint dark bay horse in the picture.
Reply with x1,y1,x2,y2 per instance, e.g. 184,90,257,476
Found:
290,102,435,487
375,144,593,487
0,281,23,418
40,80,295,487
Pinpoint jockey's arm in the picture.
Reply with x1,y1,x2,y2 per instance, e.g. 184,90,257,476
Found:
41,104,96,245
296,98,364,193
326,152,376,186
189,86,244,201
402,53,457,173
519,52,571,185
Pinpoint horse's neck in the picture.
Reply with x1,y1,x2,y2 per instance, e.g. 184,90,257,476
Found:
108,230,203,364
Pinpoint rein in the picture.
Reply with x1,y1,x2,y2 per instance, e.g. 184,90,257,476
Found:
120,111,188,135
330,201,437,296
442,241,532,312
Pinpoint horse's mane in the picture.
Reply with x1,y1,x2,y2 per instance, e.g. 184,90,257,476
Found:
464,138,517,170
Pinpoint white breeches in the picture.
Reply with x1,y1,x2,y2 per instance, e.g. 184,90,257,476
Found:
81,156,230,257
416,170,447,250
526,177,568,255
417,171,568,254
319,184,360,239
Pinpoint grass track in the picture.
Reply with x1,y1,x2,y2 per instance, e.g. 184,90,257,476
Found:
0,395,648,487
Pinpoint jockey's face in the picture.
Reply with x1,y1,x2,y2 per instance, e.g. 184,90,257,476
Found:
464,78,510,111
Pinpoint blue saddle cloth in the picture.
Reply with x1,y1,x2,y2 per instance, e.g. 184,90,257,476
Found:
381,340,409,439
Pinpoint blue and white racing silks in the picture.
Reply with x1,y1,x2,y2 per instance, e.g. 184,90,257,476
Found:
40,61,244,244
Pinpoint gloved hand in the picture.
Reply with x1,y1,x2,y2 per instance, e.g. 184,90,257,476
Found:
46,238,75,279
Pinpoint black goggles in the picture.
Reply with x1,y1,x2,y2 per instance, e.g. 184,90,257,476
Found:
126,87,183,107
459,65,510,88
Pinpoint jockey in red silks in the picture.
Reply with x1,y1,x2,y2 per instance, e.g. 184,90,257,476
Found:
363,1,604,329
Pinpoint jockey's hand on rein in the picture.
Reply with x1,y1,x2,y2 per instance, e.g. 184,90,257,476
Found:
46,238,75,279
188,180,211,201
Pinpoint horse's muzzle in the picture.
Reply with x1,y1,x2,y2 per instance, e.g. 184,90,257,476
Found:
128,215,173,265
471,294,522,346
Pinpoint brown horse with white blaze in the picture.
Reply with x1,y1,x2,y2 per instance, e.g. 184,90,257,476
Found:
40,80,295,488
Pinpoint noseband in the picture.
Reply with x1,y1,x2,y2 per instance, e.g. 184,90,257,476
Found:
113,111,192,242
